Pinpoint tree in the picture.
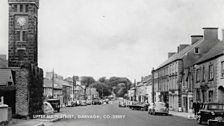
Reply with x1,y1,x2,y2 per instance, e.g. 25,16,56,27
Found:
80,76,95,99
89,82,111,98
107,77,132,97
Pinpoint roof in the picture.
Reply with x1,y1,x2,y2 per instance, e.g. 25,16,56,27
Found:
196,42,224,64
0,69,14,86
156,38,203,69
0,57,7,68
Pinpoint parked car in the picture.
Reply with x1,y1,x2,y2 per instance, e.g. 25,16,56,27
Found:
67,100,78,107
197,103,224,125
43,102,54,114
80,100,87,106
47,99,60,112
86,99,92,105
148,102,169,115
119,101,126,107
92,98,101,105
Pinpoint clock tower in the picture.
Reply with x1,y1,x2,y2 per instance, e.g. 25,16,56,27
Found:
8,0,39,67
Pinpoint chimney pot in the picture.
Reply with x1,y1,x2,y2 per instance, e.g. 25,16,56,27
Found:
177,44,189,53
168,52,176,58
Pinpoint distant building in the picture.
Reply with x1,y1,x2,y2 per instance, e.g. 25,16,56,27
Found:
44,72,72,105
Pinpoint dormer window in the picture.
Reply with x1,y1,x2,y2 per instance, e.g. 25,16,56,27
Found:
195,47,200,54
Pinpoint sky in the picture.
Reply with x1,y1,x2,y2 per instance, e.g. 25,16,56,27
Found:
1,0,224,82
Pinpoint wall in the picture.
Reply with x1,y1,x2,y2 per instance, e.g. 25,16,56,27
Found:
13,63,43,117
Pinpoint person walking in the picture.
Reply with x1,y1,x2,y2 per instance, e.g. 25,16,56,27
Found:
193,101,200,116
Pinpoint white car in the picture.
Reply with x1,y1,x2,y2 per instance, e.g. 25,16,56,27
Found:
148,102,169,115
43,102,54,115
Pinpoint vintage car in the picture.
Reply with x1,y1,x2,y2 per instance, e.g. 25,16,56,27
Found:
47,98,60,112
92,98,101,105
197,103,224,125
43,102,54,115
148,102,169,115
119,101,126,107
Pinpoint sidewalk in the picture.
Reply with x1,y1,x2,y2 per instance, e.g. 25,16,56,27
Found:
169,111,196,119
8,115,61,126
8,119,45,126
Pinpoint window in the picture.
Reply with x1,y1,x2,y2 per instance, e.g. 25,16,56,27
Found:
208,90,213,102
196,69,201,82
221,61,224,78
20,4,23,12
209,64,214,80
14,4,18,12
18,49,25,60
202,66,205,81
25,5,29,12
16,31,21,41
22,31,27,41
195,47,200,54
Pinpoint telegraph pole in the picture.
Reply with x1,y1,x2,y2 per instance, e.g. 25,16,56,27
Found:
72,76,76,100
52,69,54,98
152,67,154,103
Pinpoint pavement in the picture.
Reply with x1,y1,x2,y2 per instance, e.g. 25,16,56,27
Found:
8,114,61,126
169,111,196,120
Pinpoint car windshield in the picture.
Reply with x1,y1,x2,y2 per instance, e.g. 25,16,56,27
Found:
208,104,224,110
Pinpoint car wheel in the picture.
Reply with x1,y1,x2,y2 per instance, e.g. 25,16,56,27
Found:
197,116,202,124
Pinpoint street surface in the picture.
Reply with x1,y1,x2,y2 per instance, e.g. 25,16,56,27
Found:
46,101,201,126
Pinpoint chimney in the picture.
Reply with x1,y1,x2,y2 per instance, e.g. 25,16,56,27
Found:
168,52,176,58
177,44,189,53
191,35,203,45
203,27,218,41
0,55,6,60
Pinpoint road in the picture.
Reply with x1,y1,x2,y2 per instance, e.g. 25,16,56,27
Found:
46,101,201,126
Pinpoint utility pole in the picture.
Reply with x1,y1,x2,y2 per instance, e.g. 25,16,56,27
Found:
152,67,154,103
72,76,76,100
52,69,54,98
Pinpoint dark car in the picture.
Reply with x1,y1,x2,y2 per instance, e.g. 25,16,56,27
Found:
47,99,60,112
197,103,224,125
92,98,101,105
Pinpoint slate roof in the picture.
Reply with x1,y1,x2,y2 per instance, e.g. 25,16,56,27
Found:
0,57,7,68
156,39,203,69
44,77,72,89
196,42,224,64
0,69,14,86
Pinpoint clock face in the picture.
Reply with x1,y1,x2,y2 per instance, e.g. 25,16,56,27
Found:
17,17,27,26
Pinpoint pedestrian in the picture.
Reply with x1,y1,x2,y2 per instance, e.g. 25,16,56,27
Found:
192,101,198,116
195,101,200,115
